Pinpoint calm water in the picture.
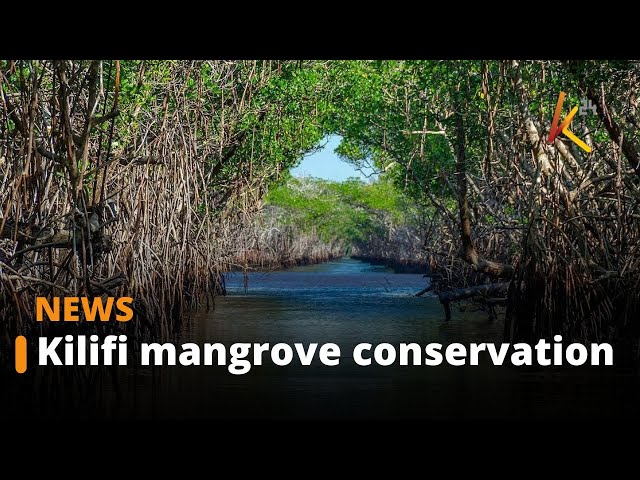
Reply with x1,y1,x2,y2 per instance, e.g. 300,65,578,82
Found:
113,257,638,420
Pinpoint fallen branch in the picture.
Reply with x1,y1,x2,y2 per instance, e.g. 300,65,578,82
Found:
91,272,127,291
439,282,510,320
415,284,434,297
2,273,74,295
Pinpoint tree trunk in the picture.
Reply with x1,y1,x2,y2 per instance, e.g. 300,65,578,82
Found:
588,89,640,178
453,99,514,279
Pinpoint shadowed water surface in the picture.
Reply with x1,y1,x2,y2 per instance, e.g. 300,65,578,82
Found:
129,258,638,420
5,258,637,420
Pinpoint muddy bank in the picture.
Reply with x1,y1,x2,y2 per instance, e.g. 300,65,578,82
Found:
233,251,344,272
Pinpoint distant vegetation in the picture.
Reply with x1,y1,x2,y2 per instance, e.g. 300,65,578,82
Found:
246,175,427,271
267,176,413,244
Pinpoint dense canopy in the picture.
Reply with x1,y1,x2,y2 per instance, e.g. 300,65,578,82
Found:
1,60,638,359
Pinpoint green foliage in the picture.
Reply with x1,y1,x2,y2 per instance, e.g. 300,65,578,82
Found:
324,61,463,205
113,60,334,211
265,176,414,245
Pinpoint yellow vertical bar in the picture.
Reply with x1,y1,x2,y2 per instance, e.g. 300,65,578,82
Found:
15,336,27,374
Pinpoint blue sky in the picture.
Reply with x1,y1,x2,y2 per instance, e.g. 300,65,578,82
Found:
290,135,377,181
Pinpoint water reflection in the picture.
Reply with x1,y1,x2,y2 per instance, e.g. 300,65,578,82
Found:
157,258,637,420
8,257,635,420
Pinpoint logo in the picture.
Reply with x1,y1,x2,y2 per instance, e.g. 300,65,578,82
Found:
547,92,592,153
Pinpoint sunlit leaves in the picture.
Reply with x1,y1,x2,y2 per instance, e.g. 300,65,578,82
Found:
266,176,415,246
